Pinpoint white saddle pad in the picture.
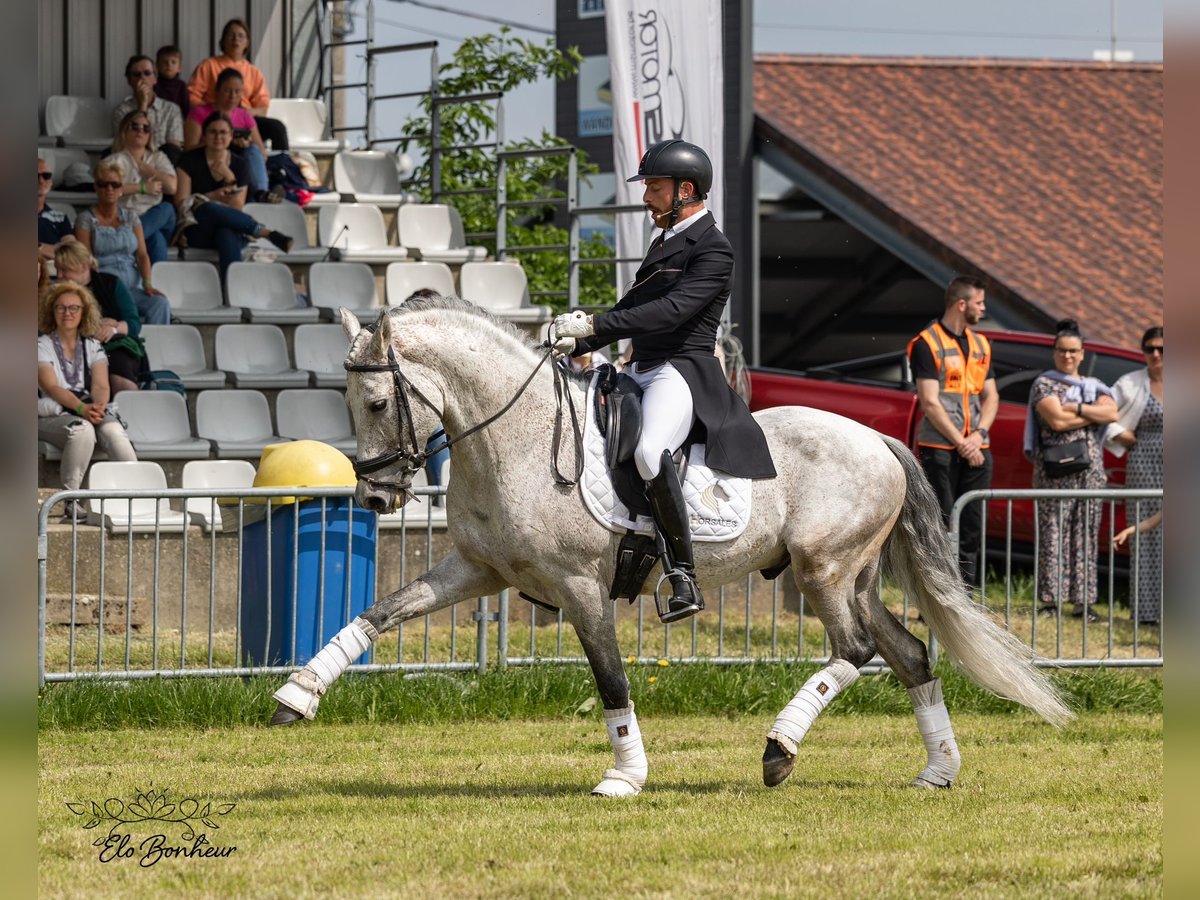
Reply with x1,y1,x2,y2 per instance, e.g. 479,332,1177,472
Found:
579,373,751,541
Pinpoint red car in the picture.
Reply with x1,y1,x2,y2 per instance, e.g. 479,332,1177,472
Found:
748,329,1144,557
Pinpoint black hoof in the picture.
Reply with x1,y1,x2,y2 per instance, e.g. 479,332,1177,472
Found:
269,702,304,726
762,738,795,787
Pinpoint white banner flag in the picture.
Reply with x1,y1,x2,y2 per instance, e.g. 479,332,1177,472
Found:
605,0,724,295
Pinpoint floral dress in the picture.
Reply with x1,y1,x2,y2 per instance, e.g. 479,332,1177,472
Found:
1031,375,1108,610
1126,392,1163,623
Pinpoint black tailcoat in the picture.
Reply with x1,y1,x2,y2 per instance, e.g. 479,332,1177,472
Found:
576,212,776,478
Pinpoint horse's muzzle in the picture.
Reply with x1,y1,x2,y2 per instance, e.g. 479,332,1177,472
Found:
355,480,396,513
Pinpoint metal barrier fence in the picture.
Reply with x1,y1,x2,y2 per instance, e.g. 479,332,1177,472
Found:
949,488,1164,668
38,485,1163,688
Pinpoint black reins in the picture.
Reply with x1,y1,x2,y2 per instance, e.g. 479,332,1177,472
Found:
344,339,583,500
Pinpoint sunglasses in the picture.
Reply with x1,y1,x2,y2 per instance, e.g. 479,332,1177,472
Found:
127,123,152,133
1142,345,1164,355
95,181,123,190
38,171,53,180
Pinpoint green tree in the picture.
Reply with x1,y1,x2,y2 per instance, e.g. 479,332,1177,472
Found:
398,29,615,312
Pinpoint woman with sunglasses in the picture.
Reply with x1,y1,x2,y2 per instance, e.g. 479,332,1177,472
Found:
175,111,293,279
37,282,138,521
104,110,177,264
1024,318,1119,622
74,160,172,325
1106,326,1164,625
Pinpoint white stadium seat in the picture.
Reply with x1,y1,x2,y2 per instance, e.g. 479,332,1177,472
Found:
226,261,320,324
111,390,210,459
196,390,287,458
39,147,98,207
151,261,241,324
317,203,408,263
385,261,456,305
140,324,226,390
266,98,343,155
85,461,189,533
43,95,113,151
181,459,256,531
275,389,357,455
293,323,351,388
377,468,447,529
214,324,309,389
307,261,382,321
333,150,415,208
243,202,327,263
458,261,552,323
397,204,486,263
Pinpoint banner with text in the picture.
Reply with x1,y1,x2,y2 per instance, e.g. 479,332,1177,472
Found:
605,0,724,295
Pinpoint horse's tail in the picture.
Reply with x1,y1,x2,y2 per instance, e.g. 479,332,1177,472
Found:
879,435,1073,726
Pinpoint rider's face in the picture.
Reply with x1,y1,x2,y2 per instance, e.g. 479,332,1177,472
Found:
642,177,676,228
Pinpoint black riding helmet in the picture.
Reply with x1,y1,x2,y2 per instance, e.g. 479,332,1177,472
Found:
627,139,713,229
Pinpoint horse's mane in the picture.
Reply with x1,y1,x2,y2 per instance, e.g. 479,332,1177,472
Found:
348,295,591,387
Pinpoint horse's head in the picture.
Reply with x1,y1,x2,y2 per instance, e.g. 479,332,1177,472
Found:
340,308,444,513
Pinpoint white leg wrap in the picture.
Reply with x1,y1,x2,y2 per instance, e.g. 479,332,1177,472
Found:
591,703,648,797
907,678,961,788
766,659,860,756
272,617,378,720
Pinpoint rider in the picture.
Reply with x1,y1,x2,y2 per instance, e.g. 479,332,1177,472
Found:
552,139,776,623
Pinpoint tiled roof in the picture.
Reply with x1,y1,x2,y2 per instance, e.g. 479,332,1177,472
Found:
754,55,1163,345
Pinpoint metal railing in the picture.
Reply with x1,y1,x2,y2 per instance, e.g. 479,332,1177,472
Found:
38,485,1164,689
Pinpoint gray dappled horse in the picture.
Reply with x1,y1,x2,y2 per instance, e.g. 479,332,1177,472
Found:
270,298,1071,796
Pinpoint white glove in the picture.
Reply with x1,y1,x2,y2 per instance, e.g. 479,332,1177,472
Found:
553,310,594,339
552,336,577,355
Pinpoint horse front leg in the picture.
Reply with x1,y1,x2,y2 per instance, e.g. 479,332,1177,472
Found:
269,550,506,725
565,581,646,798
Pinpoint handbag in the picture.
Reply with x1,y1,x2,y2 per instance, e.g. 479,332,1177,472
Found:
1042,439,1091,478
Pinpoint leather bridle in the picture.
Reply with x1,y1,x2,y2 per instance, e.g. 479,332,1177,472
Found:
344,339,582,503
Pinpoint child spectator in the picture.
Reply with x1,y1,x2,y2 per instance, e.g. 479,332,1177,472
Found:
154,45,190,118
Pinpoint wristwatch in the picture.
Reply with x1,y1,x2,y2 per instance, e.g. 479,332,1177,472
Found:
976,428,989,442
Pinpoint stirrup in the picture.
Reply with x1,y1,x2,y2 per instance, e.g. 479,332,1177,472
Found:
653,571,703,624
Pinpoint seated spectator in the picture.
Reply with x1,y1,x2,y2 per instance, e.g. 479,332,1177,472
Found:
185,68,282,203
105,110,177,264
75,160,172,325
110,55,184,165
175,111,293,278
154,45,190,118
54,242,146,393
188,18,289,150
38,157,75,260
38,282,138,521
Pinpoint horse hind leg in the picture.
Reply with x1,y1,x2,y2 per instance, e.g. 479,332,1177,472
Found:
762,576,876,788
861,571,961,789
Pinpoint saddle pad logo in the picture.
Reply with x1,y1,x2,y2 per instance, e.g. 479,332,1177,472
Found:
700,482,730,514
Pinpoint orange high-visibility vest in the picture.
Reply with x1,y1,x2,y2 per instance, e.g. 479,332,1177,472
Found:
906,322,992,450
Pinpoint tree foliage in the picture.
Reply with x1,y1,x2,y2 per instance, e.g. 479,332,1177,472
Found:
398,29,615,312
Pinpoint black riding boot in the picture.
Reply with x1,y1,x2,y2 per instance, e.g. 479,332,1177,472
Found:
646,450,704,624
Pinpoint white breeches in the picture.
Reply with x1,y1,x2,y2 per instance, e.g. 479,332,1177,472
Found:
626,361,695,480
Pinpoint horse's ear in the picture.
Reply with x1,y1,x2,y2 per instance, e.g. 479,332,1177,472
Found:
340,307,361,342
370,309,393,357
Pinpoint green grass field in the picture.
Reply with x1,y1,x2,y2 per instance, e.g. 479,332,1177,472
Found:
38,712,1161,898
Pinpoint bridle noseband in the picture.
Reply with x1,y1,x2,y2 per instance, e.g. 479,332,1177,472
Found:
344,338,582,503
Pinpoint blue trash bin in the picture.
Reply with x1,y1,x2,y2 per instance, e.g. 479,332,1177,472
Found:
240,496,377,667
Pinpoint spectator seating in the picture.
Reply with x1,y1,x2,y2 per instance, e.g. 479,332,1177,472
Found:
43,95,113,151
459,261,552,323
385,261,456,303
266,98,343,156
397,204,486,263
275,389,357,455
181,459,256,531
140,324,227,390
39,147,96,207
214,324,309,389
243,202,327,264
151,261,242,324
333,150,415,209
113,390,211,459
196,390,287,458
226,261,321,324
377,468,447,529
317,204,409,263
293,323,350,388
85,461,190,532
308,261,382,321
